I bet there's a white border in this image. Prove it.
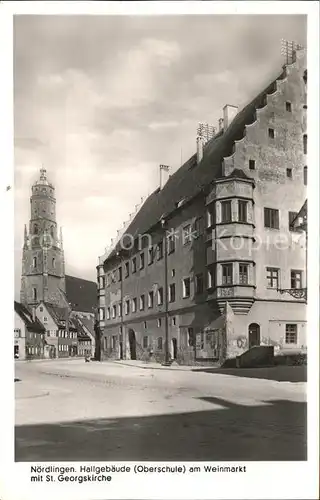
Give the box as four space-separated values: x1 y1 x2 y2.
0 2 319 500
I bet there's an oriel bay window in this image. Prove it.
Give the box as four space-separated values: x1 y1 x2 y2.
222 263 233 285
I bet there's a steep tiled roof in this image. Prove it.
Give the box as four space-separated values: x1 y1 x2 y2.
14 301 45 333
106 68 285 263
45 303 68 326
65 275 97 313
45 302 78 330
78 316 94 337
71 316 91 340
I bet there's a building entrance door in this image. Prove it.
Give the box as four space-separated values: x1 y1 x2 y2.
248 323 260 348
128 329 136 360
172 337 178 360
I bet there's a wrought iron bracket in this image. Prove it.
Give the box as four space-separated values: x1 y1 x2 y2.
277 288 307 300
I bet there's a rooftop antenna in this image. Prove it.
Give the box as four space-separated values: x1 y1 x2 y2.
281 38 304 66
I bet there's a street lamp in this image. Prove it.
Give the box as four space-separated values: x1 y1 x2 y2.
160 217 171 366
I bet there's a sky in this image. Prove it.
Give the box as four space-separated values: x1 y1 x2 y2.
14 14 307 299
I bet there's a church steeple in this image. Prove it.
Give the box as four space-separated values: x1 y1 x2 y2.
40 166 47 182
20 167 66 308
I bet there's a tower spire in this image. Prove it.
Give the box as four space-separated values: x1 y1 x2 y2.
40 165 47 182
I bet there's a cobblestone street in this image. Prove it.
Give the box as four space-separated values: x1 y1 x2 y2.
15 359 307 462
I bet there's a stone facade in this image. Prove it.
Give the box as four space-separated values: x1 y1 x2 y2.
98 49 307 365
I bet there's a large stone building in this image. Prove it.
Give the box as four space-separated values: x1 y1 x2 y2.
97 48 307 365
18 168 97 358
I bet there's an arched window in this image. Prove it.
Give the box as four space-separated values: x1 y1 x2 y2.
34 224 38 234
303 135 307 155
32 287 37 301
32 257 37 269
50 226 54 237
52 258 56 269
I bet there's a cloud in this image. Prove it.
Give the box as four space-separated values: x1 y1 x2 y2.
13 15 307 299
148 121 180 130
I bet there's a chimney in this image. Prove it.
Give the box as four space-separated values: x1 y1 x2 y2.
218 118 224 132
159 164 170 190
223 104 238 129
197 136 204 164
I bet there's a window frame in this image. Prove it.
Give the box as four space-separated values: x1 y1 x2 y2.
168 283 176 303
132 298 137 313
221 200 232 223
264 207 280 230
291 270 302 289
167 233 176 253
143 336 148 349
148 291 154 309
182 224 192 245
157 241 164 260
140 252 145 270
148 246 154 265
239 263 249 285
303 134 307 155
304 166 307 186
157 287 164 306
221 263 233 285
249 159 255 170
132 257 137 274
238 200 248 223
268 127 275 139
124 262 130 278
182 277 191 298
266 267 279 289
139 294 145 311
285 324 298 344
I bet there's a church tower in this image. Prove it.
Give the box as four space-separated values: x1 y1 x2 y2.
20 168 67 308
